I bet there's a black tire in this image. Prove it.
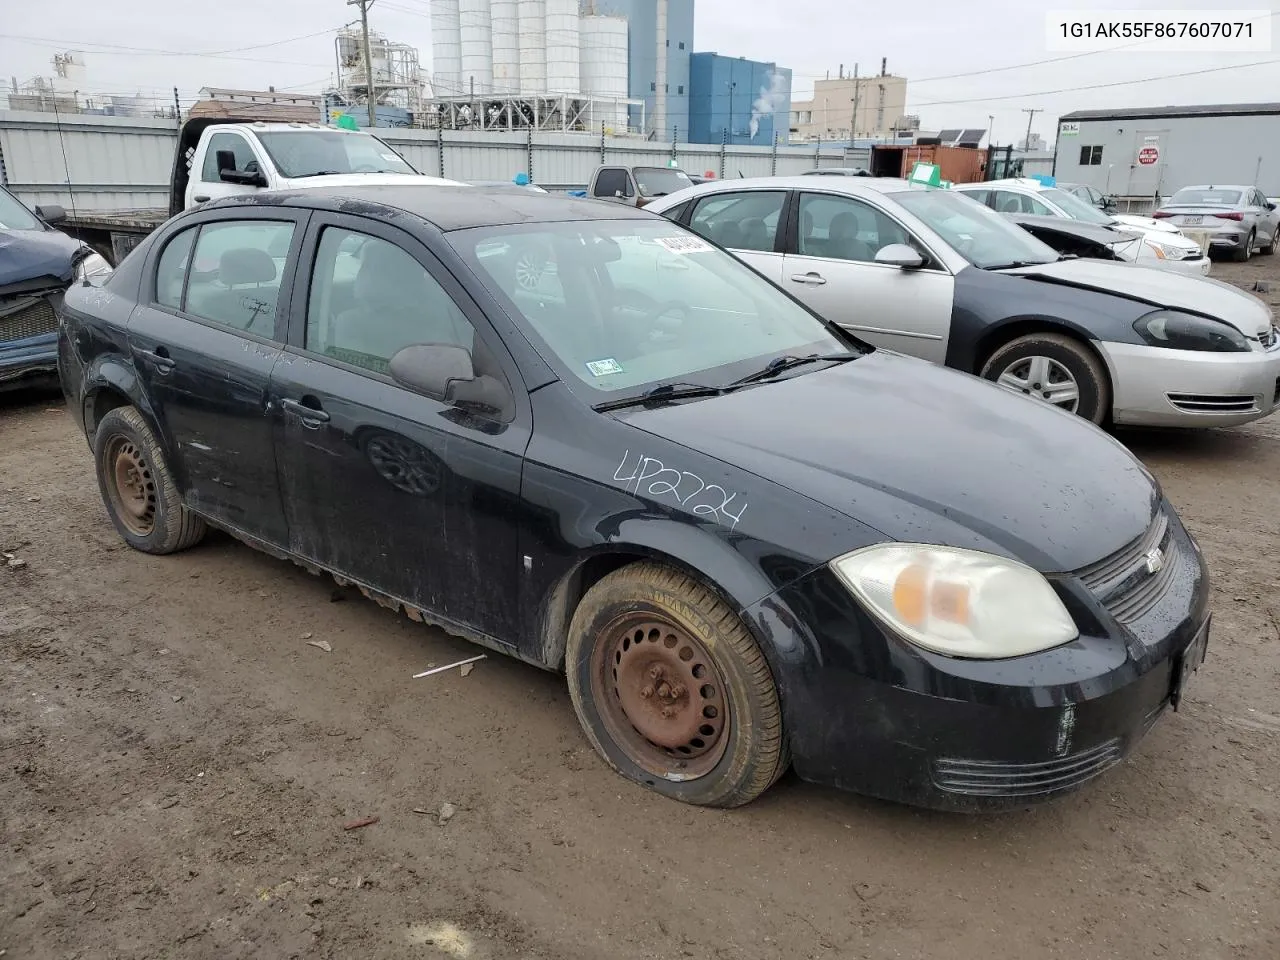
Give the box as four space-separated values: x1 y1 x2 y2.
93 406 206 554
1261 229 1276 255
565 562 788 807
1235 230 1255 262
980 332 1110 425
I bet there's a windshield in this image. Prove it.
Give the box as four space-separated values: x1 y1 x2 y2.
451 220 852 396
254 131 418 178
1170 187 1242 206
0 189 42 230
633 167 694 198
894 189 1059 269
1041 187 1113 225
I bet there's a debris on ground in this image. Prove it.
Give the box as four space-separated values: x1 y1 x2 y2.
437 802 456 826
171 695 183 703
460 663 475 678
342 816 379 831
3 552 28 569
301 632 313 640
412 654 486 679
305 640 333 653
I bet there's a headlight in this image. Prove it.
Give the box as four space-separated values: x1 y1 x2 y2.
1144 239 1184 260
1133 310 1249 352
830 544 1078 659
74 252 113 286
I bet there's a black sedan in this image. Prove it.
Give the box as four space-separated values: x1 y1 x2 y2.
58 186 1209 810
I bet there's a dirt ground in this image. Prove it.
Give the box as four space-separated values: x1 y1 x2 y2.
3 256 1279 960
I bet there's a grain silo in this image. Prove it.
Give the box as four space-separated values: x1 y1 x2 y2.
459 0 494 94
428 0 462 97
490 0 520 94
579 15 628 131
544 0 580 95
517 0 546 94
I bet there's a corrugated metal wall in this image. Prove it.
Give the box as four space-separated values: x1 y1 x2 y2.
0 110 857 211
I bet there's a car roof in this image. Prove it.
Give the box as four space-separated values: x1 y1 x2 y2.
957 178 1048 192
1175 184 1252 191
207 185 654 230
654 176 930 202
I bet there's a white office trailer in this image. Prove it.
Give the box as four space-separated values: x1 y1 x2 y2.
1054 103 1280 202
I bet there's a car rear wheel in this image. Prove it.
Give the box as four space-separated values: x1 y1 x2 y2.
565 562 787 807
1235 230 1255 262
1261 229 1276 256
94 406 206 554
981 333 1110 425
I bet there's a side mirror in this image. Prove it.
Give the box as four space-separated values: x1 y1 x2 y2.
389 343 508 414
874 243 925 269
219 167 268 187
34 204 66 223
1266 201 1277 211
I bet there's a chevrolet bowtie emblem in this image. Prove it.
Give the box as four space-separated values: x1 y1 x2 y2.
1144 547 1165 575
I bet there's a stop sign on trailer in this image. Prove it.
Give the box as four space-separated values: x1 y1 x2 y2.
1138 146 1160 165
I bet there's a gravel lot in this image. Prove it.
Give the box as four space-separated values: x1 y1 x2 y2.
2 256 1279 960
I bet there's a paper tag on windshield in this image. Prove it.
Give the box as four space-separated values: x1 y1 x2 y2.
586 358 624 377
654 235 713 255
380 153 401 162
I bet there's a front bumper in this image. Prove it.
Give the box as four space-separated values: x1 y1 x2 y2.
1097 338 1280 427
0 332 59 391
742 508 1210 811
1152 254 1212 276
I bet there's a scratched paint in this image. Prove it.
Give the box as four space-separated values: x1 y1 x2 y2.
612 449 748 530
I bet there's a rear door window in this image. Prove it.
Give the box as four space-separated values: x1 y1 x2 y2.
183 220 295 337
687 191 786 251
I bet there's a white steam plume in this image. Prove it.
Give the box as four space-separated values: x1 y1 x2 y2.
749 71 789 140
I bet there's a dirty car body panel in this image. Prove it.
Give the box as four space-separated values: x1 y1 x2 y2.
58 186 1209 810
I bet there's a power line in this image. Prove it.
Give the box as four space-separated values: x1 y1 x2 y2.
0 31 336 67
910 58 1280 109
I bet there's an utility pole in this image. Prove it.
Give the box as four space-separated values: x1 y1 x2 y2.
349 0 377 128
1021 107 1040 152
726 80 737 142
988 113 995 147
849 62 860 144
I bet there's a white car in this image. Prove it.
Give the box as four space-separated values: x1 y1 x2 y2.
955 179 1209 275
645 176 1280 428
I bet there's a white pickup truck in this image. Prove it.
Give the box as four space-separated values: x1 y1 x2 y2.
56 108 460 263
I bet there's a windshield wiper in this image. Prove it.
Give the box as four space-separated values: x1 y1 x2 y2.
594 381 724 412
293 170 346 178
729 352 858 386
983 259 1056 270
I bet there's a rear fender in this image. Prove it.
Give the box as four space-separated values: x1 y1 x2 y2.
81 356 175 465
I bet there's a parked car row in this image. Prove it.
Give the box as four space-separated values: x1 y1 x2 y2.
1155 185 1280 262
58 184 1211 813
645 176 1280 428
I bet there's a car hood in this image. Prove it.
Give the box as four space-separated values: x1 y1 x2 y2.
1113 213 1180 234
0 227 83 289
1007 258 1273 336
619 352 1157 573
277 173 463 190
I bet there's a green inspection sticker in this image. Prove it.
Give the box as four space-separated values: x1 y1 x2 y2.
586 358 624 377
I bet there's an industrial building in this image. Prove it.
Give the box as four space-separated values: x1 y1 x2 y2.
688 53 791 146
1053 103 1280 199
790 62 910 142
587 0 693 140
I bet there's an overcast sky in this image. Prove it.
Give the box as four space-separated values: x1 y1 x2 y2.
2 0 1278 144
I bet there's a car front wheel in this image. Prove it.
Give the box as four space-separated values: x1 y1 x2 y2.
93 406 206 554
981 333 1110 425
565 562 788 807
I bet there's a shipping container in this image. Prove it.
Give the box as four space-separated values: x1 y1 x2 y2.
869 143 986 184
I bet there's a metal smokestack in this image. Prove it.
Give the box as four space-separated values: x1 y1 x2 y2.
881 57 887 76
654 0 668 137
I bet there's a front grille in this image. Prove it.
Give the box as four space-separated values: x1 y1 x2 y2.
933 738 1123 797
1077 510 1179 624
0 297 58 344
1167 393 1257 413
1260 326 1277 348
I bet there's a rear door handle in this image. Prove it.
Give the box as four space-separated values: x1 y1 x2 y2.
790 272 827 285
280 397 330 425
137 347 175 373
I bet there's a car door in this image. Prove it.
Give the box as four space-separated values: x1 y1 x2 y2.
986 189 1056 218
592 167 634 204
188 130 268 207
779 190 954 363
1251 189 1279 242
128 209 305 546
269 214 530 644
682 189 787 283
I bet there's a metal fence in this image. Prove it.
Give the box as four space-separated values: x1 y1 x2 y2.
0 109 860 213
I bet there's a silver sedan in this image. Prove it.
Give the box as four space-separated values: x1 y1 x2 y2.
1155 185 1280 262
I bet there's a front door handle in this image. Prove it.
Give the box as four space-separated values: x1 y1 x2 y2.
790 272 827 285
280 397 330 425
137 346 175 373
193 195 211 203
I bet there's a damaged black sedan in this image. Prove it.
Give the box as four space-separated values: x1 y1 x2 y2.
1 186 112 391
58 186 1209 810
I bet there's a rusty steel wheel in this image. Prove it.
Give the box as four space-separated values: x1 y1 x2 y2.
103 434 157 536
93 405 206 555
591 615 730 780
566 562 788 807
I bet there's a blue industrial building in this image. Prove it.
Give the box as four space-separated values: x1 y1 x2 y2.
587 0 694 139
688 53 792 146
